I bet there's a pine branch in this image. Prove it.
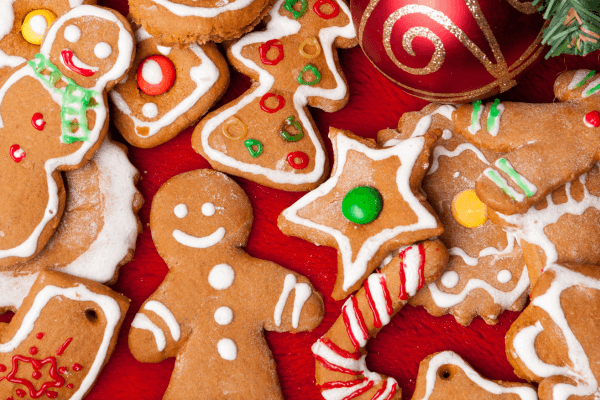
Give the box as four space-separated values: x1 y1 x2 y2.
532 0 600 58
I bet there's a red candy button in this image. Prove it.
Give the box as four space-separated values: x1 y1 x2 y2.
10 144 25 163
31 113 45 131
585 110 600 127
287 151 309 169
137 55 176 96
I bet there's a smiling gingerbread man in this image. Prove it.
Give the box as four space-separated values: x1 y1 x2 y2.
0 5 134 267
128 169 324 399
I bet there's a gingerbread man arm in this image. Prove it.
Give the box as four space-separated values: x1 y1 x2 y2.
313 240 448 400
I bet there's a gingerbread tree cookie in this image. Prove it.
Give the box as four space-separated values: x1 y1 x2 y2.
454 69 600 215
128 169 324 400
0 6 134 267
385 104 530 326
192 0 357 192
313 240 448 400
278 128 444 300
506 263 600 400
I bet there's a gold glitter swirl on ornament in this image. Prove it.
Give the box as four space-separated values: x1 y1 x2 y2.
390 27 444 75
504 0 538 15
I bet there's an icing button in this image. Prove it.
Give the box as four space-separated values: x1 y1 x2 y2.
584 110 600 127
342 186 383 224
21 10 56 45
137 55 176 96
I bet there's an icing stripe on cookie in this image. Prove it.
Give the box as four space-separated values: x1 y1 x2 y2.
569 69 595 90
372 378 398 400
320 379 374 400
410 105 456 138
484 168 525 202
486 99 504 136
274 274 312 328
495 158 536 197
363 273 392 328
469 100 483 134
398 244 425 300
131 313 166 351
342 296 368 351
144 301 180 342
312 339 363 375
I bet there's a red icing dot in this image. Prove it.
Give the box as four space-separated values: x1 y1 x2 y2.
258 39 284 66
137 55 176 96
66 384 73 389
585 110 600 127
0 364 6 372
29 346 38 355
313 0 339 19
15 389 25 398
287 151 309 169
259 93 285 113
31 113 45 131
36 332 44 340
9 144 26 163
72 363 82 371
7 397 14 400
32 370 42 379
45 391 58 399
58 367 67 374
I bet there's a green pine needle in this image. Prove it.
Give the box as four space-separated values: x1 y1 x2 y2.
536 0 600 58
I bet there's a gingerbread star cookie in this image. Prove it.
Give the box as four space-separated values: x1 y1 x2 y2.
386 104 530 326
278 128 443 300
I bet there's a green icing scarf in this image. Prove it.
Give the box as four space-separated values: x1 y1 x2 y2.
27 53 100 144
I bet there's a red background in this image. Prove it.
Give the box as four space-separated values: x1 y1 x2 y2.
4 1 600 398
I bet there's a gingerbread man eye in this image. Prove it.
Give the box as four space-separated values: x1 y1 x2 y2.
64 25 81 43
202 203 216 216
21 10 56 45
174 204 188 218
94 42 112 59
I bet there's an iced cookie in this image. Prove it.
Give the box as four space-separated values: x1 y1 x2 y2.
312 240 448 400
128 169 324 400
0 5 134 267
192 0 357 191
411 351 537 400
454 69 600 215
0 137 143 313
110 25 229 148
0 269 129 400
386 104 530 326
278 128 444 300
0 0 96 78
506 263 600 400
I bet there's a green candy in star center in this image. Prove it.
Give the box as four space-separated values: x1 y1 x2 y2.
342 186 383 224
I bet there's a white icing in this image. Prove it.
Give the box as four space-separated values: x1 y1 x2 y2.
282 134 439 291
379 253 393 269
321 380 372 400
30 15 48 36
174 203 188 218
495 158 537 196
142 102 159 118
450 227 517 266
410 104 456 138
311 339 362 373
0 0 27 69
110 41 220 138
292 283 311 329
150 0 254 18
497 270 512 283
568 69 593 90
157 46 172 56
64 25 81 42
483 167 526 202
441 129 453 140
382 138 401 148
440 271 459 288
402 245 423 296
217 338 237 360
173 227 225 248
342 297 367 348
202 202 216 216
365 273 391 326
274 274 296 326
274 274 313 328
487 102 505 136
198 0 355 185
214 306 233 325
208 264 235 290
144 300 180 341
469 105 484 134
419 351 538 400
94 42 112 59
0 272 39 310
0 283 122 400
131 313 166 351
582 76 600 98
512 322 566 378
141 59 163 84
0 6 134 260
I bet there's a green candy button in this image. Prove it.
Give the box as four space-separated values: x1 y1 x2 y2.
342 186 383 224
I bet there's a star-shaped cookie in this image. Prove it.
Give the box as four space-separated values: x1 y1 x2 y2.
278 128 443 300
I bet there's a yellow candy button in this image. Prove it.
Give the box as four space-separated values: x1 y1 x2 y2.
21 10 56 45
451 189 487 228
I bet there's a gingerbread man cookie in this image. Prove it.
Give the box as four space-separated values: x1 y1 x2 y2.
0 269 129 400
0 0 96 78
385 104 530 326
506 263 600 400
278 128 444 300
454 69 600 215
0 136 143 313
0 5 134 267
110 24 230 148
313 240 448 400
192 0 357 192
128 169 324 400
411 351 537 400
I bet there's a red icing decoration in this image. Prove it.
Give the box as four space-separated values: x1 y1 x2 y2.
29 347 38 355
398 244 426 300
32 371 42 380
36 333 44 340
318 377 367 390
364 274 392 328
56 338 72 356
72 364 82 372
66 384 73 389
58 367 67 375
319 337 360 360
45 391 58 399
259 40 284 66
373 379 397 400
5 355 65 399
0 364 6 372
137 55 176 96
60 50 96 77
7 397 14 400
398 259 407 301
259 93 285 113
10 144 26 163
585 110 600 127
286 151 309 169
342 296 368 351
418 243 426 290
314 355 361 375
31 113 45 131
313 0 339 19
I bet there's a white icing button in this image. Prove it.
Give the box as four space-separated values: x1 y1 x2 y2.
442 129 453 140
142 103 159 119
441 271 459 288
64 25 81 42
202 202 216 216
208 264 235 290
142 59 163 84
94 42 112 59
497 270 512 283
217 338 237 361
30 15 47 35
174 204 188 218
214 307 233 325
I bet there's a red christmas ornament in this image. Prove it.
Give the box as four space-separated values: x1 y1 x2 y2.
351 0 548 103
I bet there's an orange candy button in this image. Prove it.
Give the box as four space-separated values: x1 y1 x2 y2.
451 189 487 228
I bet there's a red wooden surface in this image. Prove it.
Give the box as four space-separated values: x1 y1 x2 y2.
5 1 600 398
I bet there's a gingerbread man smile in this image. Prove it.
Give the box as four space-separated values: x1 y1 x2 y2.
60 49 99 76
